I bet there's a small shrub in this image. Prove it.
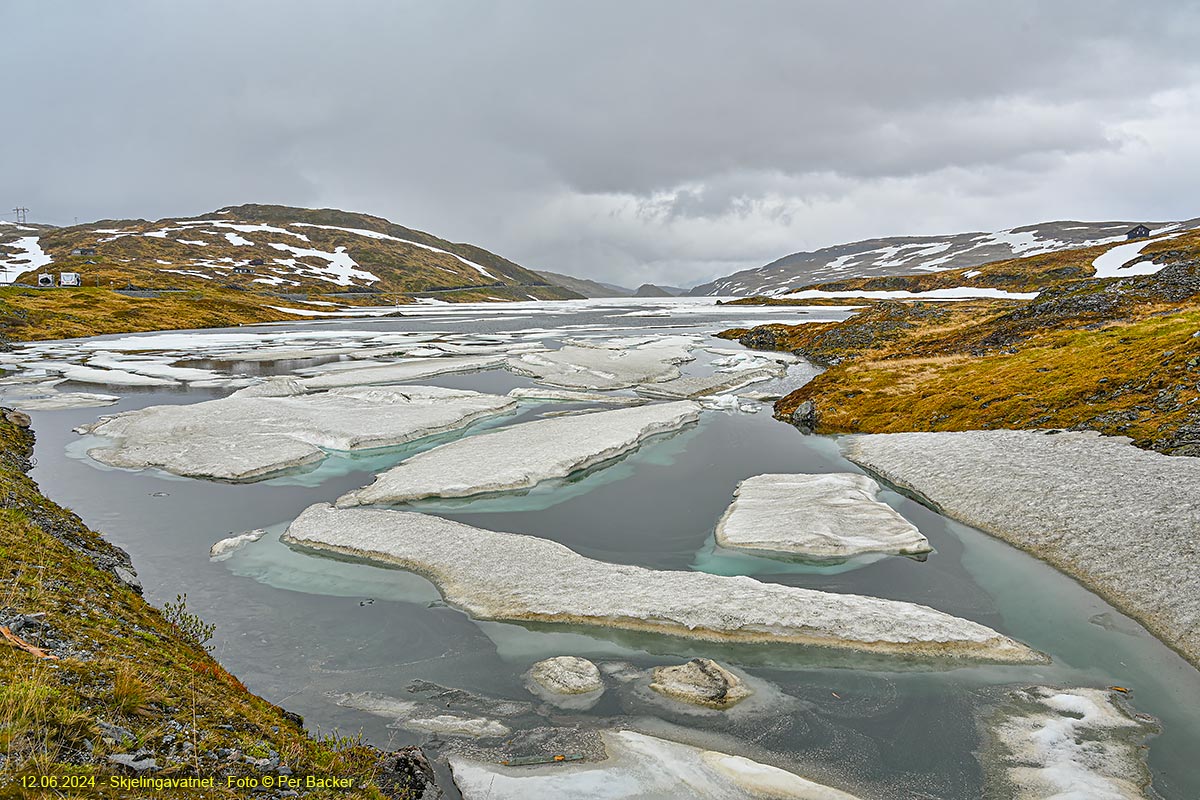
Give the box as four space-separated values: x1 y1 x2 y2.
162 593 215 652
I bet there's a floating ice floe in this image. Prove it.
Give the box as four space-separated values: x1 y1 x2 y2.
450 730 865 799
86 352 224 383
220 346 359 362
282 504 1041 662
337 401 701 506
79 385 517 482
299 356 506 390
635 368 780 400
404 714 511 738
507 388 647 406
841 430 1200 667
331 691 510 738
507 337 695 390
697 394 759 414
985 686 1155 799
59 365 178 387
715 474 931 560
210 529 267 560
14 392 120 411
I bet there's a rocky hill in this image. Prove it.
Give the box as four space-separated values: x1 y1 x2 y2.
691 218 1200 297
534 269 633 297
719 225 1200 456
0 205 581 301
633 283 677 297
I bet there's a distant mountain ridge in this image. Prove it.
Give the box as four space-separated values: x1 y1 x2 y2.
0 204 581 300
689 218 1200 296
534 270 633 297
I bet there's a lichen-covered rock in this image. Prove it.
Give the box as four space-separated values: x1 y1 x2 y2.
282 503 1043 663
649 659 752 709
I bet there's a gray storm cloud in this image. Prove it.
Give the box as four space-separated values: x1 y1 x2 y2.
3 0 1198 287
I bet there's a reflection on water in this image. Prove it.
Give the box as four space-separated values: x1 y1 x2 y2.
22 303 1200 800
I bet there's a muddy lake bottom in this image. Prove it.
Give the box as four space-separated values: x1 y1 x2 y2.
22 302 1200 799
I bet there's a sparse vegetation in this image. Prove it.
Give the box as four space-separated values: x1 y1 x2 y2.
0 412 433 797
720 238 1200 455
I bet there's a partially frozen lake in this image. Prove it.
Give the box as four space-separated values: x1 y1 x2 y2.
11 297 1200 799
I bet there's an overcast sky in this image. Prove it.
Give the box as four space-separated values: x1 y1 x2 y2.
3 1 1199 287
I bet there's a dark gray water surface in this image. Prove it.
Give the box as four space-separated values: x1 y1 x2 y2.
22 301 1200 799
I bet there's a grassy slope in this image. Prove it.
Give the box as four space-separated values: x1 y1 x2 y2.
0 288 313 343
0 413 430 798
719 256 1200 454
6 204 580 299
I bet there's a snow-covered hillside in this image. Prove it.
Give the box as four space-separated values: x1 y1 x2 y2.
0 205 579 299
690 218 1200 296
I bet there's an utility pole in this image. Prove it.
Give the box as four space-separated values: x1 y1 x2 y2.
13 207 28 224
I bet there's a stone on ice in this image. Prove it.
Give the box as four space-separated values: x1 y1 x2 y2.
715 474 931 560
649 659 753 710
337 401 701 506
282 504 1042 663
526 656 605 709
450 730 865 799
79 386 517 482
